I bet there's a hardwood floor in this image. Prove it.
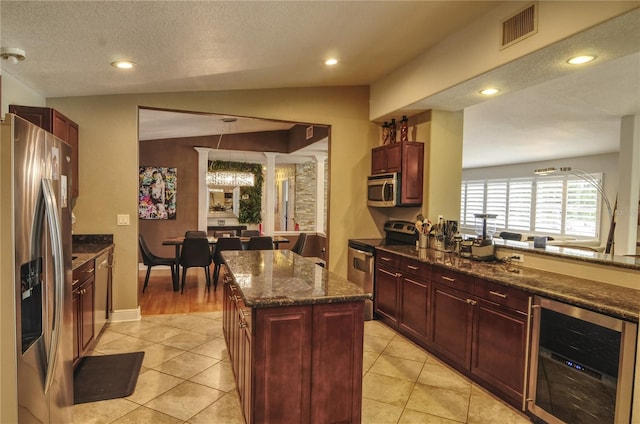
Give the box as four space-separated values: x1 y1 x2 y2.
138 267 224 315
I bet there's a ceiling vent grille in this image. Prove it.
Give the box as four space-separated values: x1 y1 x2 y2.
501 4 537 49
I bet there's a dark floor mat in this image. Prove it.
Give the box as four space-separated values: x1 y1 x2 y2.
73 352 144 404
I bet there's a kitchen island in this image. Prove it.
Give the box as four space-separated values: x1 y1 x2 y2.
221 250 369 424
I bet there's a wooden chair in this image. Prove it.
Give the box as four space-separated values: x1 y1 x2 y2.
247 236 274 250
179 237 212 293
213 237 243 291
139 235 176 293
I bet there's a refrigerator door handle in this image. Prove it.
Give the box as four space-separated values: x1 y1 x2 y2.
41 179 64 394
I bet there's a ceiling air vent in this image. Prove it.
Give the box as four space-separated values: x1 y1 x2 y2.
501 3 537 49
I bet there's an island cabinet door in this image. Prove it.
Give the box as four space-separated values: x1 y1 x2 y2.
311 302 364 424
253 306 313 424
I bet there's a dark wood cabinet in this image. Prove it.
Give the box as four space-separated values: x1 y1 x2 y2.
374 263 401 326
398 257 430 344
430 281 474 368
9 105 80 198
72 260 95 367
371 140 424 205
224 278 364 424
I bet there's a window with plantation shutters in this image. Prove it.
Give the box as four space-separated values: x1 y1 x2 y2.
507 179 532 231
535 178 563 234
461 174 600 239
462 181 485 226
486 180 507 229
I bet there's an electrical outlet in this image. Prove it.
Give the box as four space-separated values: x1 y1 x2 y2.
117 214 130 226
511 254 524 263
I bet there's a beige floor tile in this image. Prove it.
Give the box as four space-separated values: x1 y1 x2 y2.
73 397 139 424
188 391 245 424
159 314 220 333
398 408 464 423
110 406 183 424
92 329 128 349
369 354 425 382
364 320 397 340
159 329 213 350
467 385 531 424
144 381 225 421
140 343 186 368
362 350 380 373
152 351 220 379
125 369 184 405
417 361 472 392
362 372 415 408
107 319 161 336
189 361 237 392
382 337 429 362
361 397 404 423
405 383 470 422
189 337 228 359
93 335 155 355
134 325 189 344
364 334 392 354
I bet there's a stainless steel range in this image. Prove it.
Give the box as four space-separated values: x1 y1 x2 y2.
348 221 418 320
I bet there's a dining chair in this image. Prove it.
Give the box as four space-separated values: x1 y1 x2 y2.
247 236 274 250
179 236 213 293
185 230 208 238
213 236 243 291
291 233 307 255
240 229 260 237
139 235 176 293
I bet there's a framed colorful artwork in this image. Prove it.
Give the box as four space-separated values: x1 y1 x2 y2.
139 166 177 219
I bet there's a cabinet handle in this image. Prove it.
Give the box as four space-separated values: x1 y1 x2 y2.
73 279 79 284
489 290 507 299
380 257 392 262
407 265 418 270
466 299 477 305
441 276 455 282
379 268 399 277
87 268 95 273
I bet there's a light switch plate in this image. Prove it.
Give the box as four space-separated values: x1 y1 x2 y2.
117 214 130 226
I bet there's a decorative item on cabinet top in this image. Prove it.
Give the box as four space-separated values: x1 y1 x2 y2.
380 115 410 145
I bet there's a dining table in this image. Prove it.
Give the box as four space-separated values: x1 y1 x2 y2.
162 235 290 291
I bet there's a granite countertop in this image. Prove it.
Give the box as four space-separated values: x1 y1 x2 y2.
494 239 640 271
378 245 640 323
222 250 370 308
72 234 114 270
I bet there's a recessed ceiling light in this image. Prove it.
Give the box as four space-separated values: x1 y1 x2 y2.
480 88 500 96
567 55 595 65
111 60 136 69
324 58 338 66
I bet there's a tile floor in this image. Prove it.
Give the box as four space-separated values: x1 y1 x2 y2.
73 311 532 424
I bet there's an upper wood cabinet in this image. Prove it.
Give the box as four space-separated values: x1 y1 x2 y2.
371 140 424 205
9 105 80 199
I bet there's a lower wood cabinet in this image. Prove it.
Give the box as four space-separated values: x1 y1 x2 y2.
374 250 531 409
72 260 95 366
224 278 364 424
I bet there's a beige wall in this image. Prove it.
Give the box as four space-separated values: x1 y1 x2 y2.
48 87 377 312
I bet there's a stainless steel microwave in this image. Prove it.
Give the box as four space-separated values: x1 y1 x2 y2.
367 173 399 207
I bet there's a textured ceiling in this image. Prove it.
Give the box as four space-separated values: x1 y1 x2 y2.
1 2 638 168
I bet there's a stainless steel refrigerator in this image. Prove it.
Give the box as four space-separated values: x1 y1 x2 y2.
1 114 73 423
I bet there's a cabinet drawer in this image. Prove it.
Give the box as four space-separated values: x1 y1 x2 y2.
376 252 401 269
73 260 95 286
431 266 474 294
400 257 430 279
475 279 530 312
